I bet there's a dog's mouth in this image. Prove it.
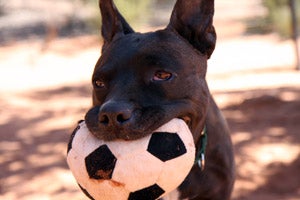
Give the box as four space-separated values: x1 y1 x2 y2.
85 100 195 141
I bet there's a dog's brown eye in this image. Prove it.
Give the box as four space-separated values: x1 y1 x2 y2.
153 70 172 81
94 80 105 88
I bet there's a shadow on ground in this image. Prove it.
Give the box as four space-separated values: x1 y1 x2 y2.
0 84 91 199
220 87 300 200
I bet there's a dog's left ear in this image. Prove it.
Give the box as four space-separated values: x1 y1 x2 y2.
168 0 216 58
99 0 134 49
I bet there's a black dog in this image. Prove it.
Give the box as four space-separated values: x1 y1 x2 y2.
85 0 235 199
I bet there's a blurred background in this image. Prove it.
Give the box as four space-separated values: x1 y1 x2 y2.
0 0 299 199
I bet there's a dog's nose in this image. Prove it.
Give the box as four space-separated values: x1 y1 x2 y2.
98 101 133 125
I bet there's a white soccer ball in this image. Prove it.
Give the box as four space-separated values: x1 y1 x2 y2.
67 118 195 200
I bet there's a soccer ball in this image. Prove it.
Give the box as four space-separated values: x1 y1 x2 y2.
67 118 195 200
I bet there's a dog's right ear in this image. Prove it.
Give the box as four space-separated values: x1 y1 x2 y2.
168 0 216 58
99 0 134 49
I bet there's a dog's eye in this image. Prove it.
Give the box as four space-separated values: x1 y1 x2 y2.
153 70 173 81
94 79 105 88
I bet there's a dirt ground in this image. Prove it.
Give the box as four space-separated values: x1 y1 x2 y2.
1 1 300 199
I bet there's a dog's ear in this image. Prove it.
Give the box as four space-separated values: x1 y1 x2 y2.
99 0 134 48
168 0 216 58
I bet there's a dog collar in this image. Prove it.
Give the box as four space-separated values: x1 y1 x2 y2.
194 126 207 171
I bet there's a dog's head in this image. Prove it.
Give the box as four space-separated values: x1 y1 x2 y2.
85 0 216 141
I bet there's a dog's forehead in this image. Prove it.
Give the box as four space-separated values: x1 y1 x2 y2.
98 30 204 70
112 30 183 51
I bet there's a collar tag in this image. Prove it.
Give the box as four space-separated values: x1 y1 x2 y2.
197 153 205 170
195 126 207 171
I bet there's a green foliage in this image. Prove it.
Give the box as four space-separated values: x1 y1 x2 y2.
262 0 300 38
114 0 151 28
80 0 152 30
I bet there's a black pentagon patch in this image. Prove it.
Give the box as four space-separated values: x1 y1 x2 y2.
85 144 117 180
147 132 187 162
67 124 80 154
128 184 165 200
78 184 95 200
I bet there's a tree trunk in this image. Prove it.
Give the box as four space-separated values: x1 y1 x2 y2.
289 0 300 70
